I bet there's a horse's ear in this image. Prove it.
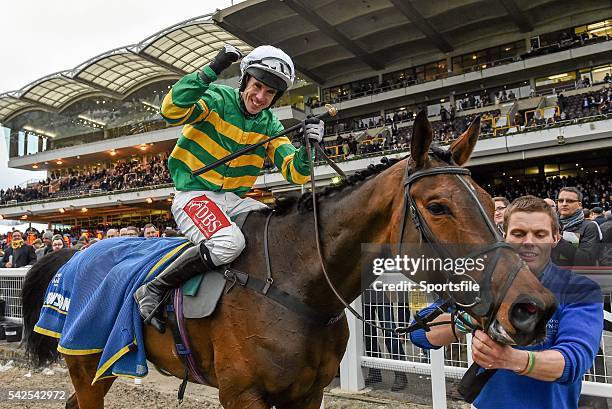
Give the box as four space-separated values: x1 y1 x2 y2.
410 110 433 169
450 116 481 166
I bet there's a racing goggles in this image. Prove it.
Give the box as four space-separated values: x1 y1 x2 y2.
249 57 292 77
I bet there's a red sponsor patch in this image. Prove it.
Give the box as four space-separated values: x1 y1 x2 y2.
183 195 231 239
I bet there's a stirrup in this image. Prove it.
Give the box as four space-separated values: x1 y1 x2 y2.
140 290 172 333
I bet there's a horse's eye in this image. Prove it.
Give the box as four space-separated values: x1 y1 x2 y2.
427 203 448 216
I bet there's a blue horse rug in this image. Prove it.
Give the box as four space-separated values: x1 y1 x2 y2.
34 237 191 383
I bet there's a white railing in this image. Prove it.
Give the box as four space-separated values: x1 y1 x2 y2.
340 273 612 405
0 268 28 320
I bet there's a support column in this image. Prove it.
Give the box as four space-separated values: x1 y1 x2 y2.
9 129 19 158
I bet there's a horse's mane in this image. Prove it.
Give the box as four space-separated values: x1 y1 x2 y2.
272 145 453 215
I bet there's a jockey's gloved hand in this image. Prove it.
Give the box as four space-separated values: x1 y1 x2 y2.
302 117 324 145
209 44 243 75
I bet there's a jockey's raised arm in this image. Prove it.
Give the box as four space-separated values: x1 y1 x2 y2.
135 44 324 333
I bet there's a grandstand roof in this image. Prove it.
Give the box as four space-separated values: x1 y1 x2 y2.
0 14 252 123
214 0 612 85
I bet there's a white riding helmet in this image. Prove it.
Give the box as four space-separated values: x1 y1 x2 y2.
239 45 295 94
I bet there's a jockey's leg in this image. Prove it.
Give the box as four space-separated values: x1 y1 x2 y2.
134 191 250 333
133 242 217 332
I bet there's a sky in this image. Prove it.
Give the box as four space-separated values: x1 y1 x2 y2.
0 0 241 190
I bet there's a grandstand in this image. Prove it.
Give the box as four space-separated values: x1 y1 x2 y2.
1 0 612 406
0 5 610 220
1 3 611 236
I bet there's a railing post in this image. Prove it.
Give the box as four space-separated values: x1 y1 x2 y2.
339 296 364 391
430 347 447 409
466 332 476 409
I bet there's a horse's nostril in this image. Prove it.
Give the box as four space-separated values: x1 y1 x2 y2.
510 301 541 333
522 302 538 315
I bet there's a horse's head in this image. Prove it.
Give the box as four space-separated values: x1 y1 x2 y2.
395 111 556 346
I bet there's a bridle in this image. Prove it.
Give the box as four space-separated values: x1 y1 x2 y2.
398 154 523 332
307 143 522 335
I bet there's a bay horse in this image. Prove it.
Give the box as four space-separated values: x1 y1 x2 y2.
21 112 557 409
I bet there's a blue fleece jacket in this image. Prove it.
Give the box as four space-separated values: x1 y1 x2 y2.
410 263 603 409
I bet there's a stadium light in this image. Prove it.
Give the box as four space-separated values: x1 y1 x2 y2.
32 164 39 169
548 73 568 80
59 208 65 214
146 198 153 204
22 125 56 138
110 150 117 156
56 160 63 165
81 208 88 213
78 114 106 127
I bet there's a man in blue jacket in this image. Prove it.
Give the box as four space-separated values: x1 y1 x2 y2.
410 195 603 409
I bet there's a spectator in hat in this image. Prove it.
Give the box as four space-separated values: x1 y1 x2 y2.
36 230 54 260
591 207 606 225
51 235 65 252
74 234 90 250
32 238 43 251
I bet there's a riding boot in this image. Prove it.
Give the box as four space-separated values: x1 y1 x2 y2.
133 242 216 333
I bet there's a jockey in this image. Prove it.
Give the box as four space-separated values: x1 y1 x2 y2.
134 44 324 332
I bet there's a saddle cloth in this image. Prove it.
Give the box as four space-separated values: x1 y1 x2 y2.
34 237 191 383
180 212 251 318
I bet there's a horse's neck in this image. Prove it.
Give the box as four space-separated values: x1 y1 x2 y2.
272 166 405 316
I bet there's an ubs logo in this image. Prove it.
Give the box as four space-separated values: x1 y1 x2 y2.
183 195 231 239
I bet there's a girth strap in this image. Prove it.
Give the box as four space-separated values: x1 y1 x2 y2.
166 288 209 403
220 268 344 326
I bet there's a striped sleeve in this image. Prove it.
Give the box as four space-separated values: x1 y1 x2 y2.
160 66 219 126
266 121 311 185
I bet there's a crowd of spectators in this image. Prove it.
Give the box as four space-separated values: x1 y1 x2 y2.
487 172 612 211
0 220 180 267
310 30 610 108
521 30 609 60
2 171 609 267
0 155 171 205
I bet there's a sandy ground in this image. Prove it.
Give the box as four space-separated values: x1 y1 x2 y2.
0 361 443 409
0 339 472 409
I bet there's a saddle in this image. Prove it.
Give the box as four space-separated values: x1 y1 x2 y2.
178 211 251 319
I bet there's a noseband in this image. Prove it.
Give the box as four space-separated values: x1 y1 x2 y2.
398 155 522 331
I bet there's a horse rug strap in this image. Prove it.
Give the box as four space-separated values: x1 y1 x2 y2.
181 211 250 319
